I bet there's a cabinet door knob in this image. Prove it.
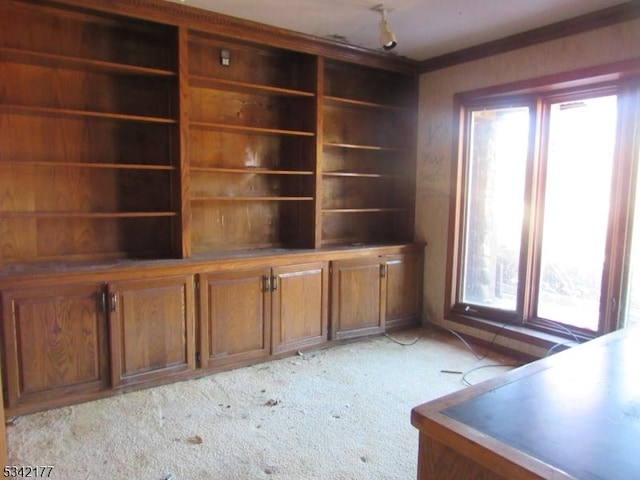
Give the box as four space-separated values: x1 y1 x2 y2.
262 275 271 293
110 293 118 312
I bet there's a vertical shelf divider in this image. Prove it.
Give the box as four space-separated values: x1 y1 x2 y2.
178 26 192 259
314 56 325 249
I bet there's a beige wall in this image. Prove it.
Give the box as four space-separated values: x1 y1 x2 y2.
416 17 640 354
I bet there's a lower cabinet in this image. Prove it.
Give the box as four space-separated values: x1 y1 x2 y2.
271 262 329 355
330 257 386 340
199 262 329 369
108 275 196 387
0 247 422 414
1 283 110 411
199 267 272 369
0 275 197 413
384 252 424 330
331 252 423 340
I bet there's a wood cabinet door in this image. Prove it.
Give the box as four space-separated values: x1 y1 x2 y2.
1 284 109 411
109 275 195 387
199 268 271 369
330 257 385 340
384 252 424 330
272 262 329 354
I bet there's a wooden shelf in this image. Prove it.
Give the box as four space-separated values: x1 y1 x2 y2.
192 196 314 202
324 58 415 109
323 142 408 152
320 238 370 246
0 212 177 219
322 208 407 213
0 160 175 171
0 47 177 77
189 75 314 98
323 171 400 178
0 104 176 124
190 121 314 137
191 167 313 175
324 95 408 112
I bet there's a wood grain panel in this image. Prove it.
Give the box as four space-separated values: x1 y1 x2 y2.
188 33 315 92
34 217 119 259
322 176 400 210
1 216 175 264
0 216 37 261
191 171 312 198
323 104 408 148
323 147 405 176
200 268 271 368
0 164 114 213
417 433 505 480
191 202 282 252
1 63 174 118
189 88 313 132
110 275 195 386
271 262 328 354
330 257 384 339
324 60 414 107
384 252 423 330
1 283 108 408
0 114 173 166
189 129 313 171
321 211 400 246
0 1 177 70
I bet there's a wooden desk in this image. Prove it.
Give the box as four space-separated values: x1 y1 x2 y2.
411 327 640 479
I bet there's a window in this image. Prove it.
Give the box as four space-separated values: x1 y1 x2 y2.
449 68 640 338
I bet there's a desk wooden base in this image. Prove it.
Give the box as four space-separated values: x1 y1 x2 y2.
417 432 507 480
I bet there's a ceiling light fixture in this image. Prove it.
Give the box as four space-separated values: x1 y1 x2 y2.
372 4 397 51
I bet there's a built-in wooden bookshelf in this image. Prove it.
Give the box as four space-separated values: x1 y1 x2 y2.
320 59 416 246
0 0 423 418
0 1 180 265
186 31 318 254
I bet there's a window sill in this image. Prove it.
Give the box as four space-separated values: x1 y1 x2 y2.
443 313 589 361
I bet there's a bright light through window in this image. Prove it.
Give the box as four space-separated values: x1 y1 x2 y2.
451 67 640 338
537 96 618 330
461 107 529 311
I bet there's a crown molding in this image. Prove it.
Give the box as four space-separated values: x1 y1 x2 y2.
419 1 640 74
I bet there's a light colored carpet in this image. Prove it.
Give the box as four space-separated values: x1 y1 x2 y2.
6 328 519 480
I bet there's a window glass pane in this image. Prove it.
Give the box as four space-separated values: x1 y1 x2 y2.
537 95 617 331
461 107 529 310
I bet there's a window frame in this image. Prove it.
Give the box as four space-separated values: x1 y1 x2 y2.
445 59 640 340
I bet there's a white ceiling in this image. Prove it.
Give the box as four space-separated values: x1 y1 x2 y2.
168 0 629 61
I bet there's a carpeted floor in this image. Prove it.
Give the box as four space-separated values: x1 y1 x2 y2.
5 328 520 480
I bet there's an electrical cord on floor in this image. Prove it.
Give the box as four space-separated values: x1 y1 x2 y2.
461 364 521 386
384 333 421 346
545 340 580 357
443 322 509 361
440 324 524 387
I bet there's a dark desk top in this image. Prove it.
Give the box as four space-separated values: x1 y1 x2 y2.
412 327 640 480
